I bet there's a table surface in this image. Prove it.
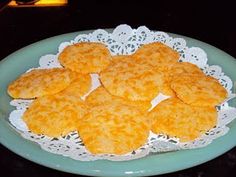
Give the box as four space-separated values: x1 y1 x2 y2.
0 1 236 177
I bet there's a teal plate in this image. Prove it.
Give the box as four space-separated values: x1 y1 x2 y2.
0 30 236 177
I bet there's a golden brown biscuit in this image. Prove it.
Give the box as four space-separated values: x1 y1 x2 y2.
78 102 150 155
160 62 204 96
58 42 111 74
23 83 88 137
132 42 180 67
100 55 165 101
170 74 228 106
149 97 217 142
169 62 204 76
85 86 151 112
8 68 76 99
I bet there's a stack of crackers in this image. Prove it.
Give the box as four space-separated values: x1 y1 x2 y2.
8 42 227 155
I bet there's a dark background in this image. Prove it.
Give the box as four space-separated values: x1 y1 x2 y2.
0 0 236 177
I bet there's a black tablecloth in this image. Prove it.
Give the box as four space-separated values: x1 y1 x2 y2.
0 1 236 177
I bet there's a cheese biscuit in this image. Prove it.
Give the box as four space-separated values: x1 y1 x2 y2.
58 42 111 74
23 83 88 137
160 62 204 96
132 42 180 67
171 74 228 106
8 68 76 99
149 97 217 142
78 102 150 155
100 55 165 101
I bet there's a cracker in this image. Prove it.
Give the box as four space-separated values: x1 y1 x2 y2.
86 86 151 112
170 74 228 106
78 102 150 155
8 68 76 99
100 55 165 101
149 97 217 142
169 62 204 76
132 42 180 67
23 84 88 137
58 42 111 74
160 62 204 96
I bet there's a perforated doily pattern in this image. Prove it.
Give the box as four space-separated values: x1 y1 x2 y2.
8 24 236 161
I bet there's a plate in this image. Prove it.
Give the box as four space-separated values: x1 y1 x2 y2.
0 29 236 177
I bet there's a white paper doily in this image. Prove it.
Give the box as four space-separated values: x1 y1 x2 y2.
8 24 236 161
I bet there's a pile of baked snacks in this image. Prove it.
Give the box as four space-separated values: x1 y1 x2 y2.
8 42 227 155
